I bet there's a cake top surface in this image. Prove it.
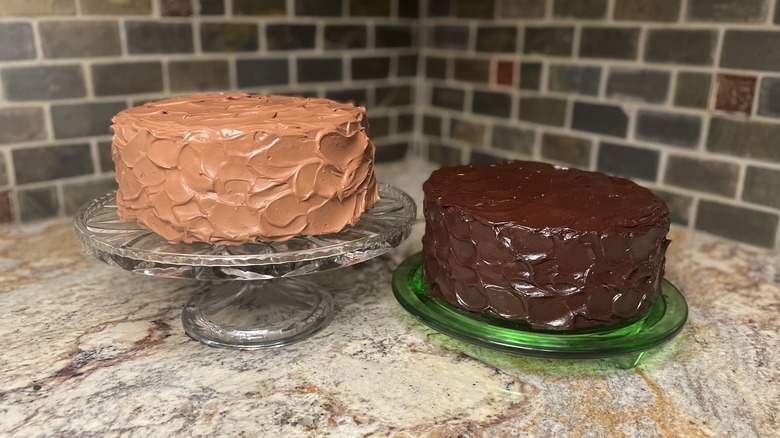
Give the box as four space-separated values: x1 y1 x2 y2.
424 160 668 231
112 93 365 136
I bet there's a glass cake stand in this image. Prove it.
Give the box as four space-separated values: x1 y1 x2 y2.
74 184 416 349
393 253 688 368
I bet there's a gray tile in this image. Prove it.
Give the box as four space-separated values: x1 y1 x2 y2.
499 0 545 18
81 0 151 14
2 65 85 101
696 200 778 248
236 59 288 87
524 27 574 57
398 0 419 18
597 142 659 181
758 77 780 117
450 118 486 147
455 0 493 18
375 142 408 162
98 141 113 173
13 143 93 184
0 107 46 143
743 166 780 209
233 0 285 15
92 62 163 96
125 22 193 54
201 23 258 52
614 0 680 21
646 29 718 65
0 0 75 16
429 142 462 166
39 21 120 58
295 0 341 16
423 115 442 137
776 0 780 23
376 26 414 48
198 0 224 14
397 55 417 77
518 97 567 127
62 178 118 215
492 125 534 155
17 186 59 221
350 0 390 16
476 27 517 53
169 60 229 92
375 85 413 107
541 133 591 167
324 25 366 50
554 0 607 19
427 0 451 17
325 88 367 107
162 0 193 16
453 59 490 83
0 191 12 223
297 58 342 83
654 190 693 226
352 57 390 80
572 102 628 137
721 30 780 72
266 24 315 51
664 155 739 196
472 91 512 118
635 110 701 148
470 151 502 164
519 63 542 90
580 27 640 60
0 153 6 186
548 65 601 96
0 22 35 60
431 86 464 110
432 25 469 50
50 101 126 139
397 113 415 133
368 115 390 137
707 117 780 163
687 0 768 22
674 72 712 109
606 68 670 103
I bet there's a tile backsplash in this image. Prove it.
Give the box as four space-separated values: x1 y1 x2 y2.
1 0 780 250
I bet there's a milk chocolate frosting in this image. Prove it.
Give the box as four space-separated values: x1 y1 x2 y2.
422 161 670 330
111 93 379 244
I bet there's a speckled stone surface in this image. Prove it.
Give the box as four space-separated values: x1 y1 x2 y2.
1 159 778 437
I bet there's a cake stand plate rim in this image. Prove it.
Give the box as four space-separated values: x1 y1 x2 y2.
392 252 688 360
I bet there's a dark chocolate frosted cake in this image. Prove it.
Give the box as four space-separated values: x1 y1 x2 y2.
422 160 670 331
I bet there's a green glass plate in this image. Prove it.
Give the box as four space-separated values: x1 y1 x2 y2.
392 253 688 362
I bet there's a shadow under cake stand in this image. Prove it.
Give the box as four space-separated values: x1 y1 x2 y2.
74 184 416 349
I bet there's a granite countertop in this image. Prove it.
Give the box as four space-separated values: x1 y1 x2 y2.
1 159 778 437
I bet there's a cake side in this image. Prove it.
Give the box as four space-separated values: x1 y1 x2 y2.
111 93 379 244
421 161 670 330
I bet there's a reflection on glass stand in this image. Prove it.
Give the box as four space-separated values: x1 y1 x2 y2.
75 184 416 349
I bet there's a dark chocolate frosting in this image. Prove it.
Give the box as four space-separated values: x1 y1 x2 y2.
422 161 670 330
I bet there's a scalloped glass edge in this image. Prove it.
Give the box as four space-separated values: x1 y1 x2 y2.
74 184 416 268
392 253 688 359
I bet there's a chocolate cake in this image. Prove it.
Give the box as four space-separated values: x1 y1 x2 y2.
111 93 379 245
422 161 670 331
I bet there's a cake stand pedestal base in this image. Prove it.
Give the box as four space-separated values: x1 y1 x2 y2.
182 279 334 349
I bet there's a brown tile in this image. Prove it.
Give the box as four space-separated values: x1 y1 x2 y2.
349 0 390 16
496 61 513 86
17 186 59 221
0 0 75 16
453 59 490 83
169 60 229 92
541 133 591 167
0 191 12 223
456 0 494 18
39 21 121 58
81 0 152 15
162 0 193 16
0 107 46 144
13 143 93 184
62 178 117 215
450 118 487 148
715 74 757 115
367 116 389 137
423 115 442 137
664 155 739 196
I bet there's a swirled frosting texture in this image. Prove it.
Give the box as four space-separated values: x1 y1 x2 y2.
111 93 379 245
422 161 670 330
